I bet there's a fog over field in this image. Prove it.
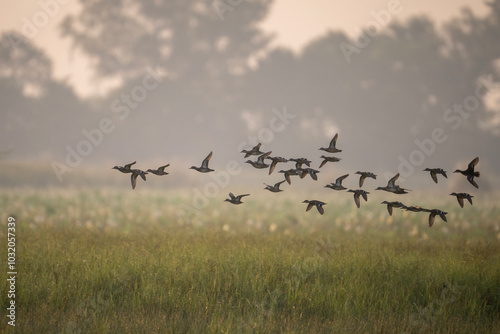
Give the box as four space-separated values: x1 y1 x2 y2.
1 2 500 332
1 0 499 191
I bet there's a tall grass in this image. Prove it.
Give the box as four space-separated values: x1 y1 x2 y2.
1 188 499 333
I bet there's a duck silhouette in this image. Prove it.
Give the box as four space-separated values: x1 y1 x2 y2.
404 205 428 212
319 155 341 168
423 209 448 227
289 158 312 169
225 192 250 204
130 169 148 189
190 152 214 173
325 174 349 191
450 192 473 208
112 161 136 173
147 164 170 176
240 143 263 158
266 156 288 175
376 173 410 194
355 171 377 187
454 157 480 188
299 168 320 181
302 200 326 215
319 133 342 153
279 169 301 185
381 201 406 216
264 180 286 193
423 168 447 184
246 151 272 169
348 189 369 208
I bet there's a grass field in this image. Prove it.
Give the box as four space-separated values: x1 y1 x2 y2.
1 188 499 333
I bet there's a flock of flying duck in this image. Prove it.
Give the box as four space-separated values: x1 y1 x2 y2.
112 134 480 228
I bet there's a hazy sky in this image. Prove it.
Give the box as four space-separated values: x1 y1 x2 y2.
0 0 489 97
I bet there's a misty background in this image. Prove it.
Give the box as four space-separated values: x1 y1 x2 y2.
1 0 499 191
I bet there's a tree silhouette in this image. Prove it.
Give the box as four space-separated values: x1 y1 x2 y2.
0 32 89 161
0 32 52 97
1 1 499 185
59 0 275 162
446 0 500 137
61 1 272 84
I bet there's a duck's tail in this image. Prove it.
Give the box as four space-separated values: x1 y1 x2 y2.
475 171 480 177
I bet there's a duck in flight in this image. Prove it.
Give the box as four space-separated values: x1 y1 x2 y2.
225 192 250 204
266 156 288 175
454 157 480 188
112 161 147 189
423 209 448 227
423 168 447 184
375 173 410 194
112 161 136 173
302 200 326 215
130 169 148 189
264 180 286 193
246 151 272 169
319 133 342 153
355 171 377 187
289 158 312 169
450 192 473 208
381 201 406 216
147 164 170 176
299 168 320 181
319 155 341 168
404 205 428 212
279 168 301 185
325 174 349 191
240 143 263 158
348 189 369 208
190 151 214 173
